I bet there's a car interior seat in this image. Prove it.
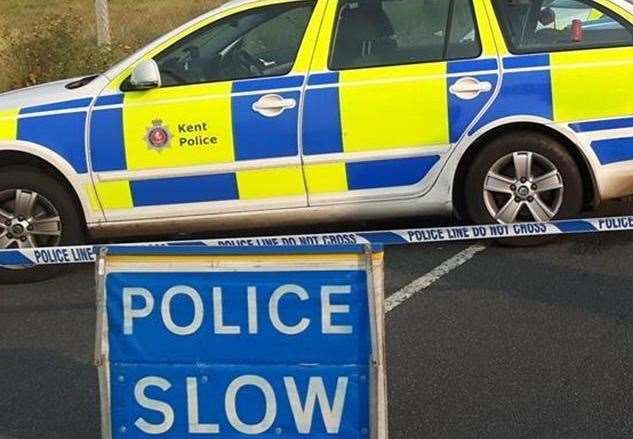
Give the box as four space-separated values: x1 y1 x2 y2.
331 1 397 68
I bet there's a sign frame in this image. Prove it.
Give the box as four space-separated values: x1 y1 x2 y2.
95 244 387 439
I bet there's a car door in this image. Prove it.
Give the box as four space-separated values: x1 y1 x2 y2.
88 0 322 222
301 0 500 205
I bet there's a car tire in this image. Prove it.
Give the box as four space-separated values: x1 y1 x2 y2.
0 166 84 284
464 131 584 245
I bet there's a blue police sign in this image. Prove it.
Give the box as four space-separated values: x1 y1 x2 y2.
96 246 387 439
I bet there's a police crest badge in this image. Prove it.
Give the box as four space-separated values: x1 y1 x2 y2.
145 119 172 152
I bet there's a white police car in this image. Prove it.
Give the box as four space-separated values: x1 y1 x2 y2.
1 0 633 282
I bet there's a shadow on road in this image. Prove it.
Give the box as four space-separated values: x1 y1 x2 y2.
473 231 633 322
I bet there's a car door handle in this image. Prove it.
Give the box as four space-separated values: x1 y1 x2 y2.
252 94 297 117
449 77 493 100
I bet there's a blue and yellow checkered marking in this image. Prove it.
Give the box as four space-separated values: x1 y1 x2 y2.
550 48 633 123
347 156 440 190
570 117 633 133
18 112 89 173
88 77 306 209
502 54 549 69
20 97 92 115
0 109 19 141
131 173 238 206
474 49 633 136
448 73 499 143
573 114 633 166
489 49 633 166
232 75 304 93
233 78 302 162
571 117 633 165
470 55 554 135
305 59 502 153
304 156 441 195
91 77 304 173
0 99 93 174
448 59 500 143
93 164 306 209
448 58 498 74
307 72 339 86
303 58 500 194
90 107 127 172
591 137 633 165
95 94 124 107
303 73 343 156
232 90 301 161
6 41 633 210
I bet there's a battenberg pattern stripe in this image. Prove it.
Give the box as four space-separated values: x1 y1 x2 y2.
20 97 92 115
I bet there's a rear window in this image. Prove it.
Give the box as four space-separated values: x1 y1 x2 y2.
493 0 633 54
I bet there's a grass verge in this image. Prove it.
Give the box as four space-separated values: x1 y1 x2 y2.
0 0 222 92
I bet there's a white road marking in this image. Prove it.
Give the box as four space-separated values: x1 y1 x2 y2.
385 244 487 313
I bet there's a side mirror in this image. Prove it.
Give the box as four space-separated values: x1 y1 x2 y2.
129 59 161 90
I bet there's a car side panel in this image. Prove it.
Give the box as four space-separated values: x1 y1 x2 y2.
552 47 633 171
476 0 633 201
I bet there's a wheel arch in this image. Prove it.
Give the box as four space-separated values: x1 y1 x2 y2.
452 122 598 220
0 143 95 229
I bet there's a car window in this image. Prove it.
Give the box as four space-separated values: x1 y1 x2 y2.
447 0 481 59
329 0 481 70
153 2 315 87
493 0 633 54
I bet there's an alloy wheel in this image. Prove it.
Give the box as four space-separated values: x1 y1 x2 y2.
0 189 63 249
483 151 564 224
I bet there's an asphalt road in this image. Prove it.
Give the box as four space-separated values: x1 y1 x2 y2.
1 200 633 439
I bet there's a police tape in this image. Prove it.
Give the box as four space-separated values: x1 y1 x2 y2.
1 215 633 269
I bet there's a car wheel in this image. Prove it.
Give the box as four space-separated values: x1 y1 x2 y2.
464 131 583 244
0 166 84 284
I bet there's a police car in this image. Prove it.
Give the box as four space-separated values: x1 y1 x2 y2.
1 0 632 282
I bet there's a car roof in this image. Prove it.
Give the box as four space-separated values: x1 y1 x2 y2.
220 0 264 10
612 0 633 9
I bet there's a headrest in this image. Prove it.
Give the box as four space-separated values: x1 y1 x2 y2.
337 2 394 41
